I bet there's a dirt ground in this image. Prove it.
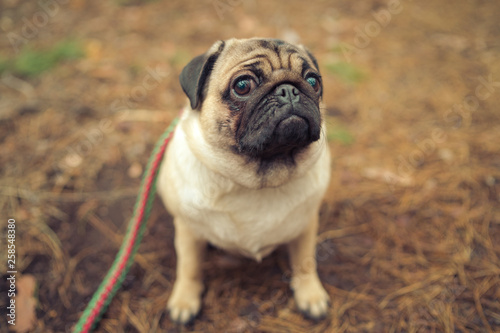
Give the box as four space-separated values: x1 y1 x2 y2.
1 0 499 332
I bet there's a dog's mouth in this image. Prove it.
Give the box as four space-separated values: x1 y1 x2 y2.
265 115 312 154
276 115 311 143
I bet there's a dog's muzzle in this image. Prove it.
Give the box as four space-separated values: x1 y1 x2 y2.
238 83 321 159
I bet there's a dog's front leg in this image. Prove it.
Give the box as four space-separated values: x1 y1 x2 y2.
288 213 330 319
168 217 206 324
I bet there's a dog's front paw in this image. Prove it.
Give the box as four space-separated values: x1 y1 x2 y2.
167 280 204 324
291 275 330 320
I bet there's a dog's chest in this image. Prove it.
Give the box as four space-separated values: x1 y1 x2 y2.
180 179 318 261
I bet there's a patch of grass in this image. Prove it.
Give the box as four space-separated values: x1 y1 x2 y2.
326 120 355 145
0 40 83 77
169 49 192 69
326 61 366 84
128 63 142 78
0 55 8 74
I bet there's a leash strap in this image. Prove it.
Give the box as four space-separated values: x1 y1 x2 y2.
73 117 179 333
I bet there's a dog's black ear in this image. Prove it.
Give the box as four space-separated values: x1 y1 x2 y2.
179 40 226 110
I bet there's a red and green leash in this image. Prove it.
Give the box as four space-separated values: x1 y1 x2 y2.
73 117 179 333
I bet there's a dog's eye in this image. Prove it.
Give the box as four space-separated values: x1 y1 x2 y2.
306 76 320 92
233 77 255 96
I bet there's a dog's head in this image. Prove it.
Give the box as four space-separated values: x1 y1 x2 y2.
180 38 323 163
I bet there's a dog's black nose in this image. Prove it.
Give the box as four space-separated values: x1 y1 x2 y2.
275 84 300 104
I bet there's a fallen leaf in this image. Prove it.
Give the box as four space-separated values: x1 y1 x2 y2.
362 167 413 187
13 274 38 333
127 162 143 179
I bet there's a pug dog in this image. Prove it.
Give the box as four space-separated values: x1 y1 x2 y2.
157 38 331 324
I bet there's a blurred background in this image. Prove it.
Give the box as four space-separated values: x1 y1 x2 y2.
0 0 499 332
